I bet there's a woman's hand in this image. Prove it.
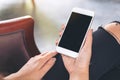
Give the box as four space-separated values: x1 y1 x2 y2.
4 51 57 80
56 25 92 80
62 29 93 80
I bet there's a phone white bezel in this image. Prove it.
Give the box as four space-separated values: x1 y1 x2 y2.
56 7 94 58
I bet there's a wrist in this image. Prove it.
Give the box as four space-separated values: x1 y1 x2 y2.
70 72 89 80
69 68 89 80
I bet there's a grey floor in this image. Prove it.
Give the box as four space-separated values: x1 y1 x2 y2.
0 0 120 52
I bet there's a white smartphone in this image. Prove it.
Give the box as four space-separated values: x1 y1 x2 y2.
56 8 94 58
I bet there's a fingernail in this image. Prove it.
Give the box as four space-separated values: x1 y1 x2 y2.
89 28 93 31
91 29 93 32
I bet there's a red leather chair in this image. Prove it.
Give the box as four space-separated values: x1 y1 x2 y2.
0 15 40 75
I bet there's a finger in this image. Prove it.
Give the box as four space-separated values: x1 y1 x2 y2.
59 24 65 37
57 24 65 45
56 39 59 45
38 51 57 68
59 31 63 37
77 29 93 66
36 51 57 60
38 58 56 78
60 24 65 32
83 29 93 49
42 51 57 60
33 52 48 60
40 52 48 56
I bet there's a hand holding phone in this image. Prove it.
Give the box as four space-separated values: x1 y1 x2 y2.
56 8 94 58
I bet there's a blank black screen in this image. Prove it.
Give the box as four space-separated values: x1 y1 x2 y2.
59 12 92 52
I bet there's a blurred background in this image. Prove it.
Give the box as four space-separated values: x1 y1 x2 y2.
0 0 120 52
